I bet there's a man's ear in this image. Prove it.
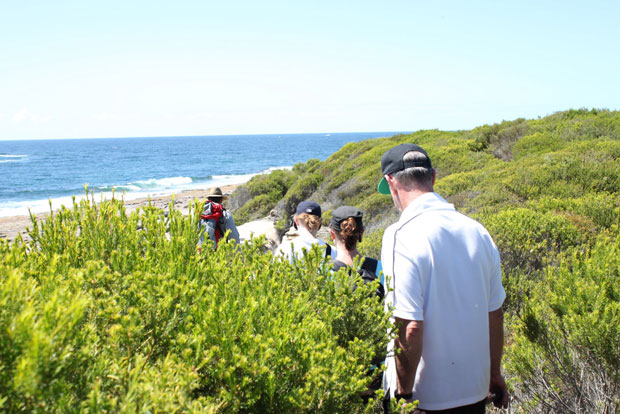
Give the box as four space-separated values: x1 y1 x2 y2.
386 174 397 189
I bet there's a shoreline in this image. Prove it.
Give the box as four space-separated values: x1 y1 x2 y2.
0 184 239 244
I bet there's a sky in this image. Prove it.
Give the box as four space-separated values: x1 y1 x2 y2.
1 0 619 140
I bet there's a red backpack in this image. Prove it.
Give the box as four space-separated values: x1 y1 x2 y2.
198 201 226 246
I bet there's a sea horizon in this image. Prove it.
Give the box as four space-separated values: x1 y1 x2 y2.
0 131 407 217
0 130 407 142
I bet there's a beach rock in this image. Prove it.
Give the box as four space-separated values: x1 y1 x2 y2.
227 186 252 211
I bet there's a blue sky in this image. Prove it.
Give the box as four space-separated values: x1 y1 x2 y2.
1 0 619 140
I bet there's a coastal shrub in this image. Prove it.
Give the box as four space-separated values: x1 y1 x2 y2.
465 123 499 152
323 165 356 194
358 193 395 227
230 158 321 225
435 170 486 199
282 171 326 214
480 207 586 277
0 197 391 413
0 269 92 413
232 169 297 224
358 229 384 261
535 141 620 195
233 193 276 224
511 132 563 159
525 193 620 233
461 177 520 214
538 109 620 143
464 118 529 161
506 234 620 413
426 138 498 178
496 140 620 202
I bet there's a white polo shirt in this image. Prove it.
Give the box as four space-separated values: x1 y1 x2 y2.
382 192 505 411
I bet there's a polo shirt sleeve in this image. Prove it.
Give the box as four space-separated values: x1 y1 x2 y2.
487 237 506 312
384 231 426 321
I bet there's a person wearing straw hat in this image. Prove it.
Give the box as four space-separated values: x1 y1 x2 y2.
378 144 508 413
198 187 239 249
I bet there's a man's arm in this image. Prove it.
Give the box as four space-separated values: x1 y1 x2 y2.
489 308 508 408
394 317 424 397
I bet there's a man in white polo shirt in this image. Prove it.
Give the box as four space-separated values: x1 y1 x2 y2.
378 143 509 413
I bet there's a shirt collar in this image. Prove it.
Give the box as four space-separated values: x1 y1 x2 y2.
399 192 455 223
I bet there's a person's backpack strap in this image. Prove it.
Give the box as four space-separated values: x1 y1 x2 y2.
331 259 348 273
325 244 332 258
360 257 378 274
359 257 384 300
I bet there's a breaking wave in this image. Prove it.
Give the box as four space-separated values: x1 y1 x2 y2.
0 166 292 217
0 154 28 163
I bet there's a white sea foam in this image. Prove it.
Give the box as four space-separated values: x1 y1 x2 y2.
132 176 194 188
0 154 28 163
0 154 27 158
0 167 292 217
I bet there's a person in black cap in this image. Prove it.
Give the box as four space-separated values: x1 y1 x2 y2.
378 144 509 413
275 200 336 263
329 206 384 293
329 206 385 401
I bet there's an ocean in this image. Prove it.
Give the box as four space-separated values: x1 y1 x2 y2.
0 132 402 217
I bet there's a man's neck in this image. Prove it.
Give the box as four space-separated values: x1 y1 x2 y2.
398 188 432 212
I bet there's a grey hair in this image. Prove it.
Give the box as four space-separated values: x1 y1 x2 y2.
392 151 433 190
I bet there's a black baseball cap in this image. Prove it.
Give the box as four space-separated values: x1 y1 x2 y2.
377 143 432 194
329 206 363 231
295 200 322 217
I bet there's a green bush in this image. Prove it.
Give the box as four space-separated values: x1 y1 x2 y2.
526 193 620 233
512 132 563 159
506 234 620 413
357 230 384 261
232 169 298 224
0 196 391 413
282 172 326 214
480 208 586 277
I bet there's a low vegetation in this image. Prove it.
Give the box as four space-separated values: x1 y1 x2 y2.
1 196 390 413
230 108 620 412
1 109 619 412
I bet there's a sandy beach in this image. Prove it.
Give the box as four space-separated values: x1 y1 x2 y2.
0 185 239 244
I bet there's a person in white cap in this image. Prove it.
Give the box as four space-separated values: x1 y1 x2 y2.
378 143 508 413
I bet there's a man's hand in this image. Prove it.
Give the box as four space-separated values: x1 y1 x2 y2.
488 308 508 408
488 373 509 409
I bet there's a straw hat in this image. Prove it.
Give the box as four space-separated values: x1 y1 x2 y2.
206 187 229 200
